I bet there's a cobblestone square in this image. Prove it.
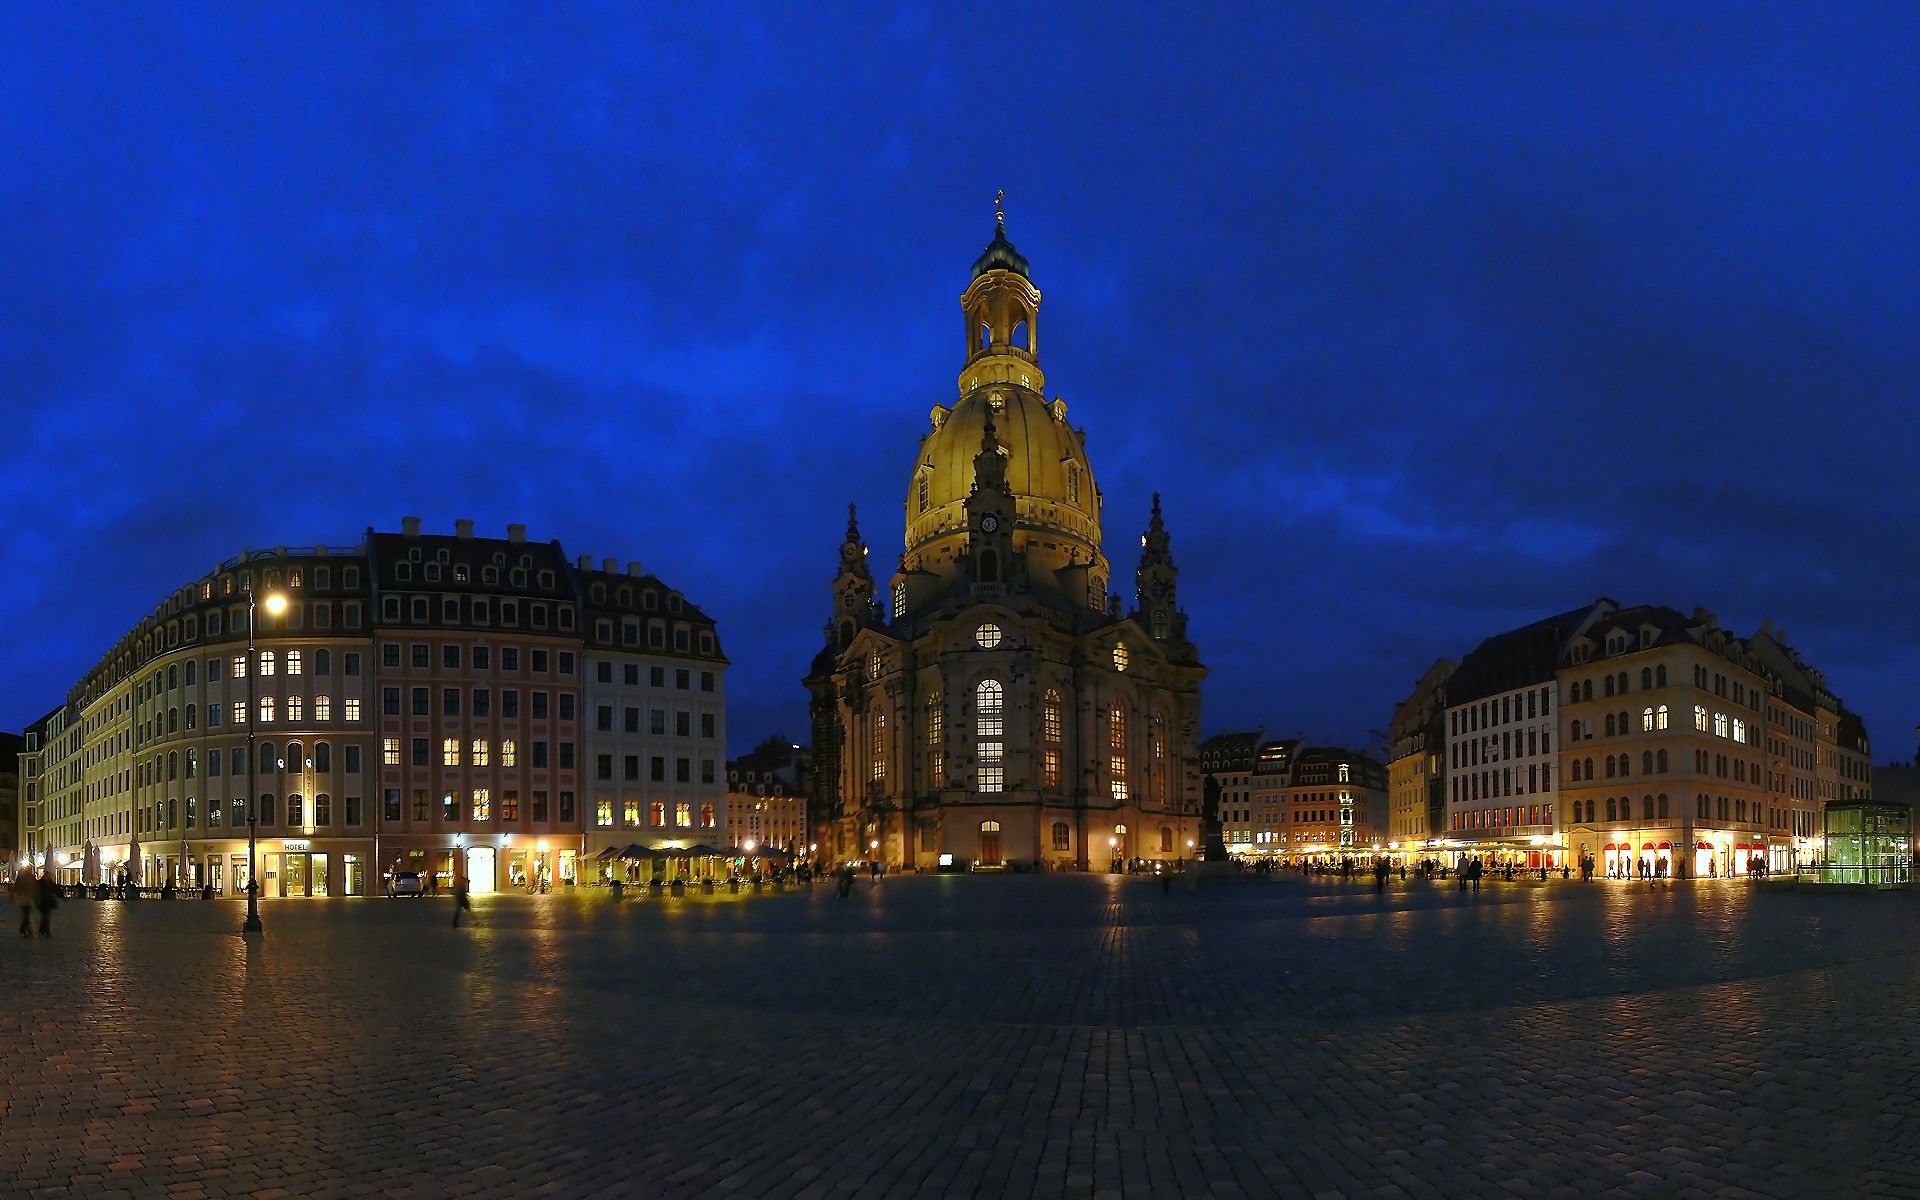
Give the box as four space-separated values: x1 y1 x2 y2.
3 875 1918 1198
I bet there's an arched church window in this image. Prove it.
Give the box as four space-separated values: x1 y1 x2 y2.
1012 318 1028 350
976 680 1004 794
1161 827 1173 853
1067 464 1080 505
870 709 887 781
892 581 906 620
1052 821 1070 850
1109 704 1129 801
1042 690 1062 742
917 473 930 513
1112 644 1129 672
1152 611 1168 640
927 693 944 784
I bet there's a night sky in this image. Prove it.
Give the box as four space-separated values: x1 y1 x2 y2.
4 6 1917 761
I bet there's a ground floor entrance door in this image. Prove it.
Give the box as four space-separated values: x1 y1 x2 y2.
282 853 307 897
466 846 496 893
979 822 1002 867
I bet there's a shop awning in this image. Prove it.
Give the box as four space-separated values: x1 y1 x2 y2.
617 844 661 861
656 843 726 858
1658 842 1671 849
1641 842 1655 851
1696 841 1712 850
593 847 621 861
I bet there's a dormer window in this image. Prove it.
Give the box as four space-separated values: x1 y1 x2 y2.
1067 463 1081 505
453 564 469 582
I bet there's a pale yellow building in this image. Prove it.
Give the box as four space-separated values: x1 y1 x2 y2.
1388 659 1453 853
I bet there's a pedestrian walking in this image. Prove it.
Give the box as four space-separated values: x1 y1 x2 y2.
452 876 472 927
35 870 59 938
1161 869 1173 896
13 865 37 937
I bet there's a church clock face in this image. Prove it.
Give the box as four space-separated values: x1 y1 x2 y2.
979 514 999 533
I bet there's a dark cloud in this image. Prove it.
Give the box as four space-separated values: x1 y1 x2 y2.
2 4 1915 761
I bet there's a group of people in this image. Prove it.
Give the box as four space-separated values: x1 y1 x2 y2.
9 866 60 937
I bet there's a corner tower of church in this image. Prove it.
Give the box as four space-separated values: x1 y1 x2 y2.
806 203 1208 873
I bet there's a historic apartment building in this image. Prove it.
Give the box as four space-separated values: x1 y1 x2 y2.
1201 732 1389 858
19 519 726 896
1286 746 1389 853
806 211 1208 871
724 737 812 855
1444 604 1604 863
1388 660 1453 848
1204 734 1300 857
1406 599 1871 875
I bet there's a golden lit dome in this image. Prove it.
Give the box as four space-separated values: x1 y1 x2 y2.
904 387 1104 570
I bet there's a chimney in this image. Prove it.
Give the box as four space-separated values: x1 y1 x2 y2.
603 557 617 572
1777 628 1788 645
507 524 526 544
1690 606 1705 622
1761 618 1774 636
577 555 592 570
627 561 642 576
401 516 421 537
455 519 474 539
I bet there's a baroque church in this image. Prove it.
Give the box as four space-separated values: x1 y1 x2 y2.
806 207 1209 871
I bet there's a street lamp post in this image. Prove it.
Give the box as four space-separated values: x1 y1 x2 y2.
242 584 285 935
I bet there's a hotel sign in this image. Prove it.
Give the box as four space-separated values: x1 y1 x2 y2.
284 839 311 852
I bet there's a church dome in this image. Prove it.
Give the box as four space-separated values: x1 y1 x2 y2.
970 221 1030 280
904 388 1103 566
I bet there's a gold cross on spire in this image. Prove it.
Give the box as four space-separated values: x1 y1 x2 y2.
995 189 1005 227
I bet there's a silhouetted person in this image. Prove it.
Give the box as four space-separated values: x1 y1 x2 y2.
13 866 37 936
35 871 59 937
452 876 471 927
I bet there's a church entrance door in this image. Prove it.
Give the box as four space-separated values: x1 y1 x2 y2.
979 820 1003 867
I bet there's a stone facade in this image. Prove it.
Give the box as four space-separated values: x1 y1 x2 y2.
806 215 1207 871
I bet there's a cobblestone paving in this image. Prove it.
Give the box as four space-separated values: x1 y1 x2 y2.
3 875 1918 1198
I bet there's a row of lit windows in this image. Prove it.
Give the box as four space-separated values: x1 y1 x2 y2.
379 736 573 770
593 799 717 829
236 697 363 724
383 788 574 824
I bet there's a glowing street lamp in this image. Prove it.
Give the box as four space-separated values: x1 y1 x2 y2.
242 585 286 935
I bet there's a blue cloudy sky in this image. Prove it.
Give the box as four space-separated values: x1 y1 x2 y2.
3 4 1917 759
